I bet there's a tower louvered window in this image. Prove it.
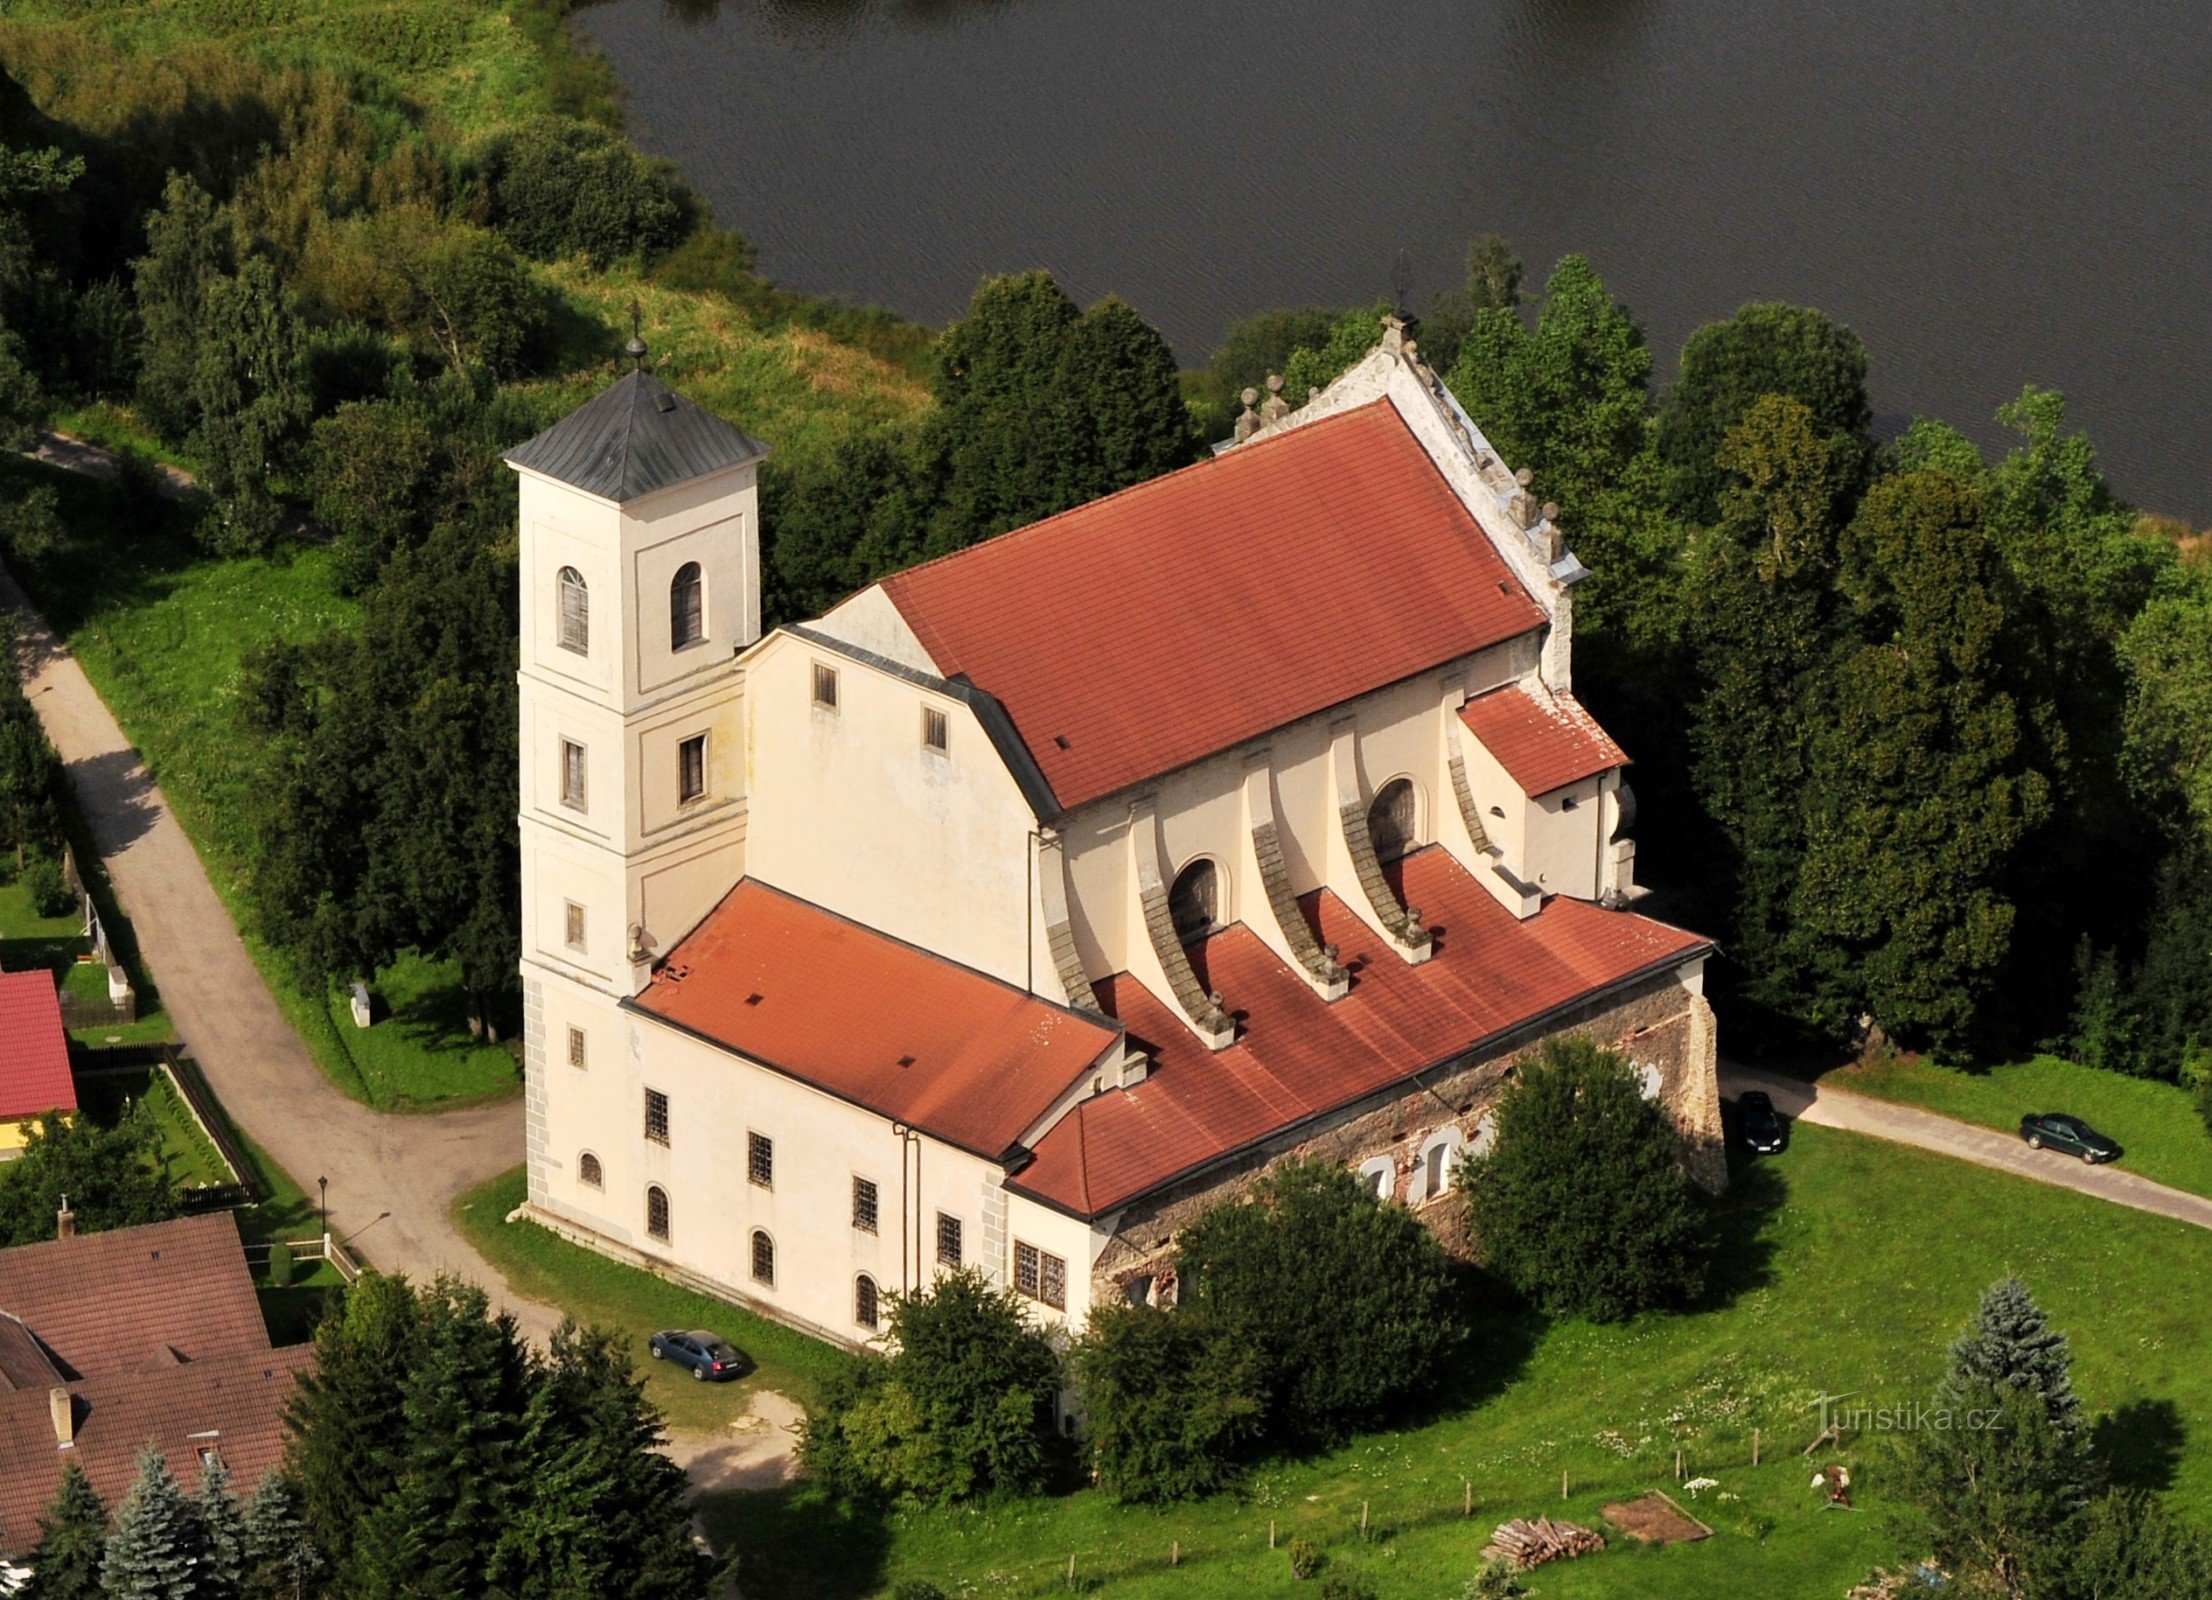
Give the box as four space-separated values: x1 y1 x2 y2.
558 567 589 653
671 562 704 650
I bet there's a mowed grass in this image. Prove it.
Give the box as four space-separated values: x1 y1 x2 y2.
454 1166 854 1435
1838 1054 2212 1202
656 1125 2212 1600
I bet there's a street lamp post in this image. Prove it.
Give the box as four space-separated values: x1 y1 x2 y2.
318 1176 328 1243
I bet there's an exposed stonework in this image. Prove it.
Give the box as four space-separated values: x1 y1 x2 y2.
1448 751 1496 855
1252 818 1348 990
521 976 548 1209
1339 792 1435 956
1090 971 1721 1302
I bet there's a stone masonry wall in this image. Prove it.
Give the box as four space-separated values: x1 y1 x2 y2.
1091 971 1722 1304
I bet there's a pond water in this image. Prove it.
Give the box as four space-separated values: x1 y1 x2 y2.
577 0 2212 518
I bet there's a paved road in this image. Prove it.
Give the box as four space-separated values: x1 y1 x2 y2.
0 566 561 1341
1724 1062 2212 1232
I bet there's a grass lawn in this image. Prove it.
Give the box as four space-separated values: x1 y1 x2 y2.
644 1125 2212 1600
73 1064 234 1192
454 1166 853 1435
1836 1053 2212 1201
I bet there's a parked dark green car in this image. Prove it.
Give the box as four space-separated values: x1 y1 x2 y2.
2019 1113 2120 1164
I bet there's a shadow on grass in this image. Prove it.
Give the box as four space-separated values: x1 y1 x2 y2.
693 1480 892 1600
1698 1133 1788 1312
2096 1397 2184 1493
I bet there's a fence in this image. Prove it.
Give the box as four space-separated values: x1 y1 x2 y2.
242 1233 363 1285
52 840 134 1027
71 1042 258 1208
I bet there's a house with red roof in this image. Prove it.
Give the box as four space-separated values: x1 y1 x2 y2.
503 324 1720 1351
0 969 77 1159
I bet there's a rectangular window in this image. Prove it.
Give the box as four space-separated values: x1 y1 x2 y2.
564 902 586 953
644 1088 669 1146
566 1026 586 1070
560 739 587 812
921 705 949 753
678 734 707 804
1014 1240 1067 1310
748 1131 773 1189
811 663 839 710
936 1212 963 1268
852 1176 879 1235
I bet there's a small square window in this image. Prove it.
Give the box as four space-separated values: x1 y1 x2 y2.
560 739 588 812
936 1212 963 1268
644 1088 669 1146
811 663 839 710
921 705 949 753
748 1131 773 1189
564 902 586 953
566 1026 586 1069
852 1176 879 1235
678 733 707 804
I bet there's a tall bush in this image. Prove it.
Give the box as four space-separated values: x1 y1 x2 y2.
1067 1301 1265 1502
479 117 693 267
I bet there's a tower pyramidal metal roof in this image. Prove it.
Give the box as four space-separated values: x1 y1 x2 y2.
505 343 768 504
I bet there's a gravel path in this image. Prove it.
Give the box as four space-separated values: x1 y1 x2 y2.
1723 1062 2212 1232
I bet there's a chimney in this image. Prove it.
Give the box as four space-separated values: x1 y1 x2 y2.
56 1194 73 1240
50 1387 73 1447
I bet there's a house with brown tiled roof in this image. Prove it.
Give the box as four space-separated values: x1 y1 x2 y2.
503 326 1721 1356
0 1212 311 1547
0 969 77 1159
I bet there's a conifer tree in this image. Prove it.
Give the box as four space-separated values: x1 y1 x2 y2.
239 1477 321 1600
1950 1277 2084 1436
100 1447 208 1600
21 1460 107 1600
195 1461 247 1599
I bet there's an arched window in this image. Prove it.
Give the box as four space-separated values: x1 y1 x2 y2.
1168 858 1219 945
645 1184 670 1243
1368 777 1418 864
670 562 704 651
1356 1155 1396 1203
750 1230 775 1286
854 1274 880 1330
578 1151 602 1188
557 567 589 654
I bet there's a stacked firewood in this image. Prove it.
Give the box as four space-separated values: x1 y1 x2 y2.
1480 1515 1605 1569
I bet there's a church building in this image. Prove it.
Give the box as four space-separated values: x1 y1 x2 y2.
504 322 1722 1350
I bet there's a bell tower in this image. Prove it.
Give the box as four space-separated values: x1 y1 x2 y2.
506 341 767 1208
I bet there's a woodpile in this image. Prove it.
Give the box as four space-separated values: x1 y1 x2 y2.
1480 1515 1605 1569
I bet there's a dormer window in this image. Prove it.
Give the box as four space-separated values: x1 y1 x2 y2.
557 567 589 654
1369 778 1418 863
1168 858 1219 945
670 562 704 650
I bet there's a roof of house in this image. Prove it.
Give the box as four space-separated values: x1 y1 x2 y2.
505 366 769 504
0 1344 314 1544
1009 848 1711 1217
879 399 1547 813
1458 681 1629 796
630 880 1125 1158
0 970 75 1124
0 1214 270 1382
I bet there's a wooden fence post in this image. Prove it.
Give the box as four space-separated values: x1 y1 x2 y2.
1464 1480 1472 1517
1361 1500 1369 1539
1753 1428 1762 1467
1170 1541 1179 1568
1269 1519 1277 1549
1675 1447 1684 1481
1066 1554 1075 1590
1561 1468 1569 1501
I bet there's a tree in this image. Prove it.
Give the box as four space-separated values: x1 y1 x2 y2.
188 256 310 554
239 1477 322 1600
927 271 1079 545
0 1111 182 1247
1419 234 1521 377
0 634 68 870
2043 1491 2212 1600
490 1321 707 1600
99 1447 208 1600
1459 1036 1709 1322
1175 1158 1460 1438
798 1269 1060 1504
479 117 693 267
131 174 230 442
1067 1302 1266 1501
285 1273 423 1584
761 425 932 621
1279 302 1389 403
1188 306 1340 437
1905 1280 2099 1599
1788 469 2049 1049
1046 296 1196 507
20 1460 107 1600
196 1461 249 1598
1657 301 1871 525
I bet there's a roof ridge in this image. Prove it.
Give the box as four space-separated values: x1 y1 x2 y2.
881 397 1398 596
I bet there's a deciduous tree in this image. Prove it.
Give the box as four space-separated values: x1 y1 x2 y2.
1067 1302 1266 1502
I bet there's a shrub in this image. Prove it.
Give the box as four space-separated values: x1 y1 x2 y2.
1458 1036 1710 1321
1175 1158 1460 1441
1067 1301 1265 1502
1463 1560 1529 1600
24 851 74 917
1318 1573 1375 1600
1287 1538 1322 1581
797 1270 1060 1505
478 117 694 267
891 1585 948 1600
2197 1069 2212 1137
266 1239 295 1288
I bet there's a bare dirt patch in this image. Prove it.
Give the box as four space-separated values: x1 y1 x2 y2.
1602 1489 1712 1546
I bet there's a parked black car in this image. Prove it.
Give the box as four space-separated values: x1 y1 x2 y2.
649 1329 746 1382
2018 1113 2120 1164
1738 1090 1786 1155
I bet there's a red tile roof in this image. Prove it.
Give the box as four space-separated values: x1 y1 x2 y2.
1010 849 1709 1217
1458 682 1628 796
0 970 75 1123
632 881 1124 1158
881 400 1547 812
0 1344 313 1545
0 1214 270 1381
